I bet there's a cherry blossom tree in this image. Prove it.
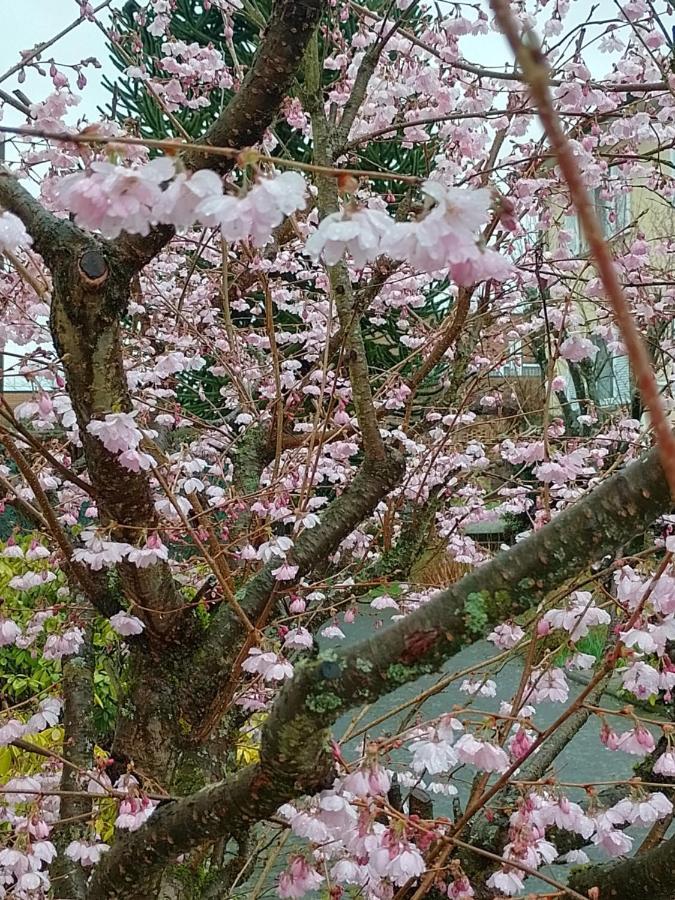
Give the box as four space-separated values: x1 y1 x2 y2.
2 1 675 898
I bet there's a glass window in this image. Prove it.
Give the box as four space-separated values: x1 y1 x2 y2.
1 340 51 393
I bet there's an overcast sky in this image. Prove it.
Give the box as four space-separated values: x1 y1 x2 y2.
1 0 643 133
3 1 115 124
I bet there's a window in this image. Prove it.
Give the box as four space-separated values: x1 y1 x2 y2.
595 188 631 239
494 340 541 378
0 340 50 393
563 187 631 254
592 337 631 408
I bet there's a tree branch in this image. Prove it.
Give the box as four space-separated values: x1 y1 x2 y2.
336 42 382 144
187 0 326 172
51 613 95 900
0 167 77 265
182 451 405 739
88 445 670 900
568 828 675 899
305 34 387 461
115 0 328 270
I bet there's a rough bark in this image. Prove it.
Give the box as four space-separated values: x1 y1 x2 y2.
0 0 337 791
49 243 184 633
0 173 189 778
0 173 183 637
187 0 326 172
568 832 675 899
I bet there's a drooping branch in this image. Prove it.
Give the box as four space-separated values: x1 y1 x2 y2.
88 446 670 900
403 285 473 417
466 674 613 883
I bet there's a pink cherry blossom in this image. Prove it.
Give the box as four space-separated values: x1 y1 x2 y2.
614 726 656 756
447 875 475 899
509 727 535 761
541 594 610 640
196 171 307 246
460 678 497 697
559 335 600 363
305 206 392 267
0 211 32 253
455 734 510 773
409 733 459 774
487 622 525 649
283 627 313 650
25 541 50 560
0 618 21 646
65 840 110 866
42 627 85 660
26 698 61 733
55 157 176 238
320 624 346 640
109 612 146 636
0 719 27 746
485 868 525 896
1 540 24 559
342 763 390 797
654 750 675 776
592 824 633 857
384 845 426 884
151 168 223 228
86 412 143 454
289 597 306 614
539 796 595 837
73 532 132 570
127 534 169 567
525 667 569 704
609 791 672 827
277 856 324 898
370 594 400 611
380 181 511 282
272 562 299 581
621 661 661 699
115 795 158 830
242 647 294 681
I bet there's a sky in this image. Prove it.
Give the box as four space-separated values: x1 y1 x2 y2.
1 2 116 388
1 0 639 132
2 1 115 125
